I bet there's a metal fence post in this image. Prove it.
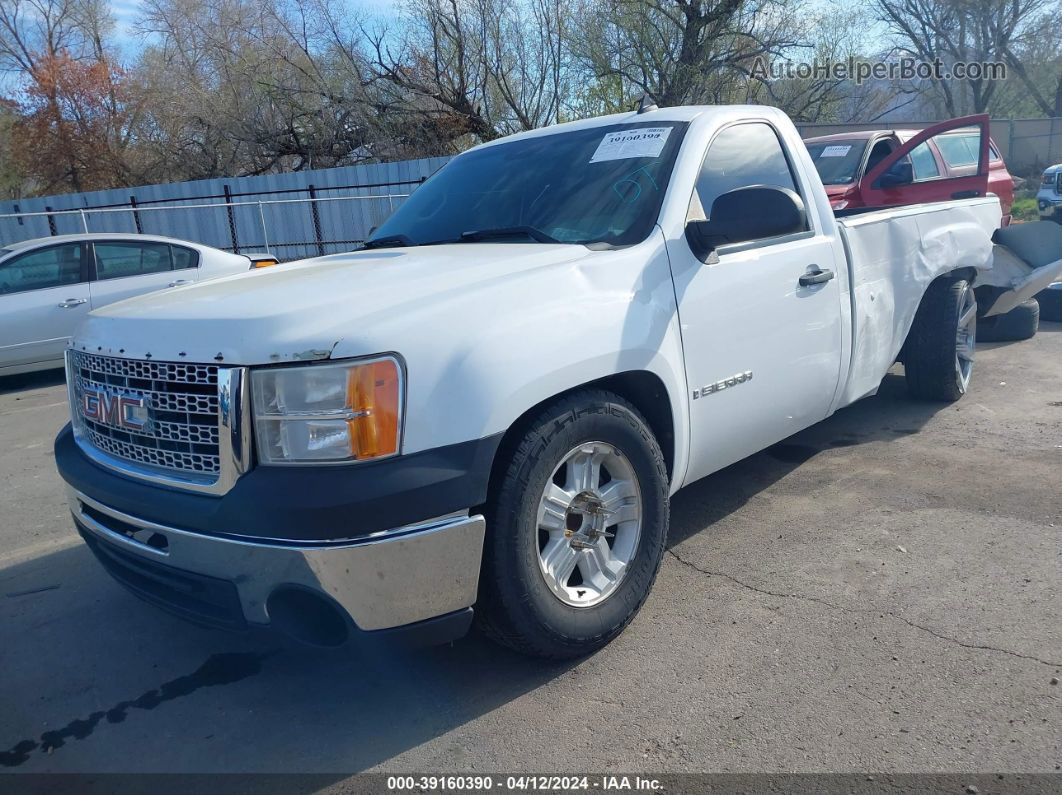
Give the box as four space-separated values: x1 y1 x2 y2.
223 185 240 254
45 206 57 236
308 184 325 256
79 208 89 233
257 201 271 254
129 195 143 234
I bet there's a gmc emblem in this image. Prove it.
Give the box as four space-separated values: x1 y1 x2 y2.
82 388 150 431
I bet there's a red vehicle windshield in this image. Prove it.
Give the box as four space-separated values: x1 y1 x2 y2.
805 139 869 185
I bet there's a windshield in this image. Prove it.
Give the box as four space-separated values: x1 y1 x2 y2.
805 139 869 185
369 121 689 248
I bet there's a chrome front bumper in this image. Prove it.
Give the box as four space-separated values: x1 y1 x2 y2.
67 488 486 633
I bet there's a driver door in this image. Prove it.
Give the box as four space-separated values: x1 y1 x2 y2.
667 121 845 484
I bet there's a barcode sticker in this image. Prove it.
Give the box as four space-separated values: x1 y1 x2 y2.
590 127 673 163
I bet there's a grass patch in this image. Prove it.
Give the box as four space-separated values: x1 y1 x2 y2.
1012 196 1039 222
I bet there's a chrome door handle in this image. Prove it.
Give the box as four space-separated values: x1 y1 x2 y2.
168 279 192 287
57 298 87 308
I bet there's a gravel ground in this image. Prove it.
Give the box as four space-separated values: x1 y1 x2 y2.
1 325 1060 774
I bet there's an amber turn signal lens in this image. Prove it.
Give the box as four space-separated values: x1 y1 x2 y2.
347 359 401 459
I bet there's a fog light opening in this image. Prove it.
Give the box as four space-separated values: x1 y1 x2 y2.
266 586 350 648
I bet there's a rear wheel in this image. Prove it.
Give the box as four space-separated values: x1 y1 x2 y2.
476 391 669 659
905 277 976 402
978 298 1039 342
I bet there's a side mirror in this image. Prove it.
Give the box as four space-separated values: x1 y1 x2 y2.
685 186 807 262
876 160 913 188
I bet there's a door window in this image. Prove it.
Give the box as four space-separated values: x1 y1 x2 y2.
692 122 806 232
0 243 84 295
909 143 940 180
935 134 980 168
171 245 199 270
865 139 895 174
95 242 174 280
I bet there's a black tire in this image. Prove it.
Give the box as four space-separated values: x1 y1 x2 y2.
476 390 669 659
978 298 1039 342
905 277 975 402
1036 288 1062 323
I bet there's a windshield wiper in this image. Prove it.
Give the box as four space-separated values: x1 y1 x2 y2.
360 234 416 250
458 226 561 244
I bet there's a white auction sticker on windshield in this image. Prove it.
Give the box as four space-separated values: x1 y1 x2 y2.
819 145 852 158
590 127 672 163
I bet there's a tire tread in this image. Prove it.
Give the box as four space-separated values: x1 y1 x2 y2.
905 277 970 402
476 390 669 659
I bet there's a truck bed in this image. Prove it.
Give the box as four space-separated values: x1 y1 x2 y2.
835 197 1001 406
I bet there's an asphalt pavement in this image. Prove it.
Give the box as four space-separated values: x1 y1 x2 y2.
1 326 1060 774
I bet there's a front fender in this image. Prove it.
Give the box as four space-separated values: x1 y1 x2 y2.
395 230 691 494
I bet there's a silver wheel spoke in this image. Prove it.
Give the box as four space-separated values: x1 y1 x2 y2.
954 285 976 391
539 483 572 533
536 441 643 608
598 478 636 515
541 536 579 587
579 539 622 588
567 445 606 493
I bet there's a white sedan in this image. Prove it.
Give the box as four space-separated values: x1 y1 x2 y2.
0 233 276 376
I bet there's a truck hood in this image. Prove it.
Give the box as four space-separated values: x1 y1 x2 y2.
73 243 597 365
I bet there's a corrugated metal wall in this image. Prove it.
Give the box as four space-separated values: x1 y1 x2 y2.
0 156 453 259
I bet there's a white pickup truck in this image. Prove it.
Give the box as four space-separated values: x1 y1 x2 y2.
54 105 1060 658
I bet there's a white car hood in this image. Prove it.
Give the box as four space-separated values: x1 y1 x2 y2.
73 243 597 365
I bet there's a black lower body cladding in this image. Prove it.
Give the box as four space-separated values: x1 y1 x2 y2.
54 424 503 543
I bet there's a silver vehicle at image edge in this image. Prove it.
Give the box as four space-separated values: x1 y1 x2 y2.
0 233 276 377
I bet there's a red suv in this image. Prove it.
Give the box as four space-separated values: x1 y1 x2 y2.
804 115 1016 224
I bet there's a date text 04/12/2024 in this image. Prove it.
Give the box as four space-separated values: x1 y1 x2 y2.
386 776 664 791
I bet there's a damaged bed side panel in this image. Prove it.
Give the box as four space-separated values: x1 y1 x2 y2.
835 198 999 407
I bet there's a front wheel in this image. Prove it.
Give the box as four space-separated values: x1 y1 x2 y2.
476 391 669 659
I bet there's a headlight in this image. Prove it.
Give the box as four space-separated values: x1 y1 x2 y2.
251 355 403 465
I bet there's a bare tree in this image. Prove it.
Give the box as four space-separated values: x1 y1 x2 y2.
874 0 1057 116
571 0 801 111
364 0 572 147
